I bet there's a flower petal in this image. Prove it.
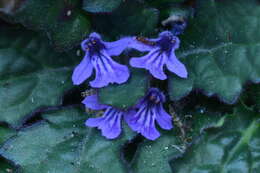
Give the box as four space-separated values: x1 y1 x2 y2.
99 108 123 139
172 36 180 49
130 48 160 68
89 32 102 39
90 51 130 88
141 124 160 140
148 53 167 80
166 49 188 78
89 55 110 88
155 104 173 130
103 37 132 56
72 53 93 85
85 117 103 127
82 94 108 110
129 56 148 68
130 49 167 80
125 104 160 140
85 107 123 139
81 39 90 51
140 108 160 140
124 106 145 131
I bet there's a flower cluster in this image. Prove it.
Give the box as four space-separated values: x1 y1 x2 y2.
83 88 173 140
73 31 188 140
72 31 187 88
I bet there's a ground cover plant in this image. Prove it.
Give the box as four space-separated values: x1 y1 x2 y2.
0 0 260 172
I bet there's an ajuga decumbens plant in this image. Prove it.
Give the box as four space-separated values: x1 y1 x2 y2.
0 0 260 172
74 30 187 140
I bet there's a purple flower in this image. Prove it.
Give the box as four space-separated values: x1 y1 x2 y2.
72 32 131 88
125 88 173 140
83 94 127 139
129 31 188 80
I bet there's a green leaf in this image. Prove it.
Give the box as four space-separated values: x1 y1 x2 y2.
243 84 260 112
5 0 90 51
169 0 260 104
0 127 15 145
92 1 159 39
127 102 234 173
83 0 122 13
0 0 17 14
0 157 15 173
0 106 135 173
127 99 228 173
0 26 79 127
250 85 260 111
130 131 183 173
188 112 225 138
171 106 260 173
0 126 16 172
147 0 186 9
99 69 148 109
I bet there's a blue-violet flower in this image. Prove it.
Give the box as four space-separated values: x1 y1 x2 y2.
129 31 188 80
83 94 128 139
72 32 130 88
125 88 173 140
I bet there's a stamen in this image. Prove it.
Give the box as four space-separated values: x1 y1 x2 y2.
136 36 156 46
81 89 96 98
76 50 81 56
66 10 72 16
150 95 156 101
149 93 161 104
